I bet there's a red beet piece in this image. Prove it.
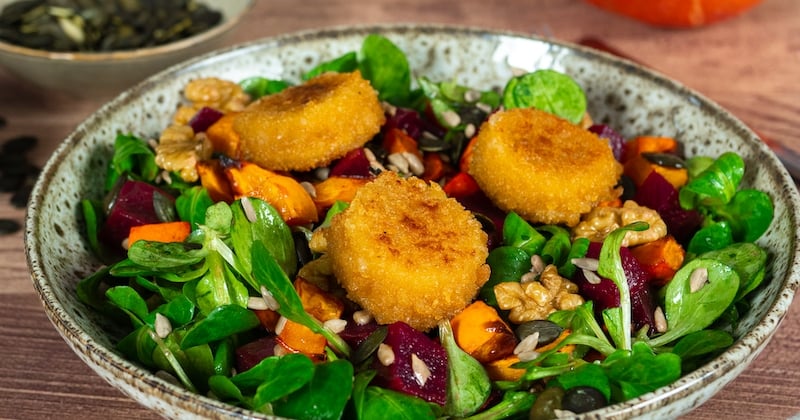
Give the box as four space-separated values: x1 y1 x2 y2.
235 336 277 372
572 242 656 332
188 106 224 133
633 171 703 243
99 180 175 249
588 124 625 162
384 107 425 140
329 148 372 178
374 321 448 406
339 320 379 348
455 190 506 249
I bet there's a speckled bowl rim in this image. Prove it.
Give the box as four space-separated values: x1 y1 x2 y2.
0 0 254 63
25 23 800 419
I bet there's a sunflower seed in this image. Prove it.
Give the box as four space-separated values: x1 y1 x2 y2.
689 267 709 293
571 257 599 271
377 343 395 366
241 197 257 223
411 353 431 387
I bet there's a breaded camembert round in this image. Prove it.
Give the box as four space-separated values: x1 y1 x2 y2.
232 71 385 171
326 172 490 331
468 108 622 226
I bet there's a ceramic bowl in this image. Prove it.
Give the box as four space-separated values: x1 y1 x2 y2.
24 24 800 418
0 0 253 98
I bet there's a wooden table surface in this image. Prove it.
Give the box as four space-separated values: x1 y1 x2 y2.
1 0 798 418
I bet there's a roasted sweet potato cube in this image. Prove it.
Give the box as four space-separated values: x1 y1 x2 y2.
312 176 370 216
450 300 518 363
197 159 234 203
205 112 241 158
294 277 344 322
277 318 327 358
224 161 318 226
484 354 525 382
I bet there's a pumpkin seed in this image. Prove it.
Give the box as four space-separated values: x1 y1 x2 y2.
642 152 686 169
0 218 21 235
515 319 563 345
353 326 388 365
561 386 607 414
0 0 223 52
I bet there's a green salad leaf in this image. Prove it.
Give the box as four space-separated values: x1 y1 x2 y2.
502 69 587 124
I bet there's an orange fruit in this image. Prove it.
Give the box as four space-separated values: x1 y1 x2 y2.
585 0 763 27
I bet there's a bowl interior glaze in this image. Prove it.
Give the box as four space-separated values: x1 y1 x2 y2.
24 25 800 419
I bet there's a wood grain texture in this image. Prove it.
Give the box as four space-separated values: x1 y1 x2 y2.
1 0 798 418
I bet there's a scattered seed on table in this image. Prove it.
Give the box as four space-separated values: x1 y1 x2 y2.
0 218 21 235
1 134 37 154
11 180 34 208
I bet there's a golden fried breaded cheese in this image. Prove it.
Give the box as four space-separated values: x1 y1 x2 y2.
326 172 490 331
468 108 622 227
231 71 385 171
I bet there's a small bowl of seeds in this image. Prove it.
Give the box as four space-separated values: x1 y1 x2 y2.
0 0 253 98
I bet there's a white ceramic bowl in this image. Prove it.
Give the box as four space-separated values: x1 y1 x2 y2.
24 24 800 418
0 0 253 98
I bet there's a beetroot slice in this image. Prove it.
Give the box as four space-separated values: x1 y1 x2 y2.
572 242 656 332
188 107 224 133
339 320 379 348
633 171 703 243
99 179 175 250
235 336 277 373
384 107 425 140
329 148 372 178
452 190 506 250
374 321 448 406
588 124 625 162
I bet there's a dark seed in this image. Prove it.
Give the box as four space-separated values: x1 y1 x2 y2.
0 218 21 235
0 115 6 129
529 386 565 420
417 135 451 152
293 230 313 267
0 174 23 192
0 0 224 52
11 182 32 208
642 152 686 169
515 320 563 345
561 386 607 414
352 325 388 365
618 174 637 201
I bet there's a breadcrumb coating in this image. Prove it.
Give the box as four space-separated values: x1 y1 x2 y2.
232 71 385 171
326 172 490 331
468 108 622 226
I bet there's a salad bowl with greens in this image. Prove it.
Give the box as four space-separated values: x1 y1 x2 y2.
25 25 800 419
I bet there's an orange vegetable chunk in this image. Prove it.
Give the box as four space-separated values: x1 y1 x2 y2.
484 354 525 382
422 152 450 182
127 221 191 245
224 161 318 226
630 235 686 287
585 0 762 28
624 154 688 189
382 127 422 159
312 176 370 216
253 309 280 332
205 112 241 158
621 136 679 164
450 300 518 364
196 159 234 203
294 277 344 322
459 136 477 173
277 318 327 359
